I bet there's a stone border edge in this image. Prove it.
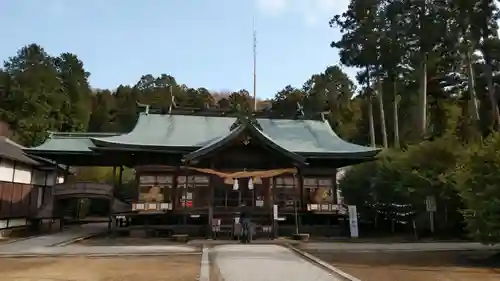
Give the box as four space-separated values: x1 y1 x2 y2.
199 246 210 281
206 245 225 281
49 232 102 247
285 244 363 281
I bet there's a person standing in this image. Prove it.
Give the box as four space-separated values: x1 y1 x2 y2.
239 204 252 243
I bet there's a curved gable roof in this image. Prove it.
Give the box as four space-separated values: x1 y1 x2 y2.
183 119 307 165
256 118 379 157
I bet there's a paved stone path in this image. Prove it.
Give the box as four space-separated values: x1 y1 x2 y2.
0 222 108 253
212 244 342 281
0 223 198 256
300 242 500 252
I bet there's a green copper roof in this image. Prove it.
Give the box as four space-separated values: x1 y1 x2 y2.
89 113 379 157
92 114 236 148
257 118 377 156
26 132 119 153
183 118 307 165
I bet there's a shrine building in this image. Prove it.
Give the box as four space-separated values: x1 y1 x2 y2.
24 106 380 238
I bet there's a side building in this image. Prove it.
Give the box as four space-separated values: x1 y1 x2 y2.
25 108 380 238
0 136 65 235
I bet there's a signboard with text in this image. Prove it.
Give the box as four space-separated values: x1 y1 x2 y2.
348 205 359 238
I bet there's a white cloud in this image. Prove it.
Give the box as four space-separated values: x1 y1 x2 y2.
255 0 349 26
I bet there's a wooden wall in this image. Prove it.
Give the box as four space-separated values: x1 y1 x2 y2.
0 157 62 228
0 182 39 218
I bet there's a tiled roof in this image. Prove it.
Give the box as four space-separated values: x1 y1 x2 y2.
0 137 41 165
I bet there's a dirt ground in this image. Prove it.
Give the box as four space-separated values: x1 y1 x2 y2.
0 255 201 281
310 251 500 281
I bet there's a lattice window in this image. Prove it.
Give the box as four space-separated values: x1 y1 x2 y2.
138 174 174 202
273 176 298 209
177 175 209 208
139 175 156 184
304 177 334 204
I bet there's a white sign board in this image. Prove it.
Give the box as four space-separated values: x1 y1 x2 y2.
426 196 436 212
273 204 278 220
348 205 359 238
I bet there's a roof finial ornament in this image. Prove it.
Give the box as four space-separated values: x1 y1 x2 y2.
295 102 304 118
167 85 178 114
136 101 150 115
320 111 330 122
168 94 177 114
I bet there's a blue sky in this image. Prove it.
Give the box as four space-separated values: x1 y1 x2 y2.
0 0 353 99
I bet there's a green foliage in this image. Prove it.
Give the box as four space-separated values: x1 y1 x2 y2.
341 136 464 235
72 167 116 183
454 133 500 244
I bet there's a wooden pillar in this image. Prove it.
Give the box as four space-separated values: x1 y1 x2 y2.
183 168 188 225
265 178 272 208
112 166 117 189
109 166 123 235
208 162 215 238
118 167 124 194
332 168 338 205
109 166 117 231
64 165 70 182
270 177 278 239
208 201 213 239
224 185 228 208
173 168 179 210
297 171 303 232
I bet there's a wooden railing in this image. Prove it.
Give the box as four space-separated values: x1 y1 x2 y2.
52 182 113 197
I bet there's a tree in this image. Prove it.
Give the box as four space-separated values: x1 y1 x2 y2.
454 133 500 244
228 90 252 113
114 85 140 132
331 0 387 146
302 66 360 139
474 0 500 130
1 44 67 145
54 53 92 132
88 90 117 132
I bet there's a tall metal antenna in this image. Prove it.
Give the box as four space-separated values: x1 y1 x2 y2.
252 16 257 112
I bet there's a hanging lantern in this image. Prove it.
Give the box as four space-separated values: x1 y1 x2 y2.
233 178 239 190
254 177 262 184
248 177 254 190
